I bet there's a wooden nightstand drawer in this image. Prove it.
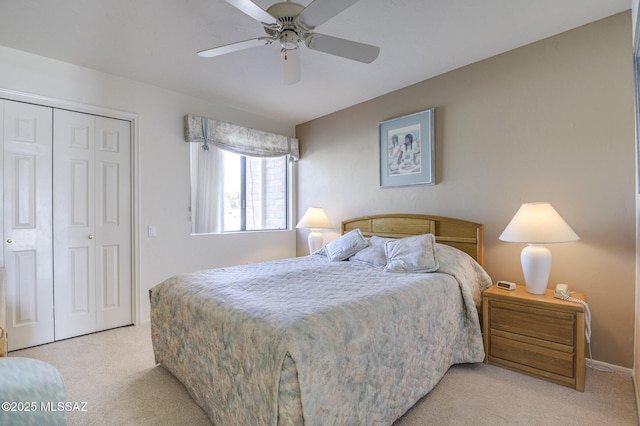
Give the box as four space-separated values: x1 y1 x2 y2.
490 333 574 377
490 300 575 346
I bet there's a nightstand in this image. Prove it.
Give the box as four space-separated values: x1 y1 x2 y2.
482 284 586 391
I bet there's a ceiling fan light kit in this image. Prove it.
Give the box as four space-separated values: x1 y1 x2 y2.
198 0 380 85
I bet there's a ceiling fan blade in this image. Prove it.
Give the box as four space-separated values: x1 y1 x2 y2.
282 48 301 85
305 34 380 64
298 0 360 29
197 38 271 58
225 0 277 24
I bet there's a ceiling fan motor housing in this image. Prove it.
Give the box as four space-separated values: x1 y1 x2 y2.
264 2 308 50
266 2 305 21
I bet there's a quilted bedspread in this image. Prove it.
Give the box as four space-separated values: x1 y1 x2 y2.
150 246 492 425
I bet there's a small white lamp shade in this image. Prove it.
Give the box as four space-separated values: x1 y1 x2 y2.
499 202 579 294
296 207 334 254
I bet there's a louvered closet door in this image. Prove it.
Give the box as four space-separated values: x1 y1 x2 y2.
1 100 54 350
53 110 131 340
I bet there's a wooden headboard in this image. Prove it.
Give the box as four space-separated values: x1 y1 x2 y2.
342 213 484 266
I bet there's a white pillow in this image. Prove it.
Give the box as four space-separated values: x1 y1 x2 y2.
324 229 368 261
384 234 439 273
349 236 394 268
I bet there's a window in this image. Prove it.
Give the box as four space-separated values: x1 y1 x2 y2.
190 144 290 234
222 150 288 232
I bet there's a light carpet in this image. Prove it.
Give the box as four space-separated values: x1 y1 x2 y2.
9 324 638 425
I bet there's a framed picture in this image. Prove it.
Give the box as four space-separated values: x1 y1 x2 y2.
379 108 435 188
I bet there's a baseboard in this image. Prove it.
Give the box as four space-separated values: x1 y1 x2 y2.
586 358 632 376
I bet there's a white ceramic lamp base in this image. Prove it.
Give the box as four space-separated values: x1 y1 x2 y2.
521 244 552 294
307 229 323 254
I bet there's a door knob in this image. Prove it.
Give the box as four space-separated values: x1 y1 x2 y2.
88 234 94 240
5 238 12 244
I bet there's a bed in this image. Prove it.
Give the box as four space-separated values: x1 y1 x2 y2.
150 214 492 425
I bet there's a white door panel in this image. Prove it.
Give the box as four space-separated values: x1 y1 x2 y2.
2 100 54 350
53 110 96 339
53 110 131 339
95 116 131 330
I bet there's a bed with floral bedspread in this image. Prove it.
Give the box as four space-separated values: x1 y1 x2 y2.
150 229 491 425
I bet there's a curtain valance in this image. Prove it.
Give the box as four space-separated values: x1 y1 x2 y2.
184 114 299 160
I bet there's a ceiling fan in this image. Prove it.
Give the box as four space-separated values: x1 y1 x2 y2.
198 0 380 85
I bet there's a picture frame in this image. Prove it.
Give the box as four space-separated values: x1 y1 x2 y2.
379 108 435 188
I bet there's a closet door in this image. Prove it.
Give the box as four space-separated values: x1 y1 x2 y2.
94 115 131 331
53 110 131 340
1 100 54 350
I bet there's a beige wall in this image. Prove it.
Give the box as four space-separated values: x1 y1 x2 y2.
296 12 635 367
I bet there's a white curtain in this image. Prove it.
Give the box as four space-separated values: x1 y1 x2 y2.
191 144 225 234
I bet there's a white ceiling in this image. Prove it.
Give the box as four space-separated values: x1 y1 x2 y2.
0 0 630 127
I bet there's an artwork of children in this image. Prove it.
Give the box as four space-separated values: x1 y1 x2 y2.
387 124 421 176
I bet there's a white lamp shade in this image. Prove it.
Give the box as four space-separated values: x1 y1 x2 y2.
296 207 333 230
499 202 579 243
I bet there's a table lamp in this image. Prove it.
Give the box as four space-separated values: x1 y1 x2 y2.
296 207 334 254
499 202 579 294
